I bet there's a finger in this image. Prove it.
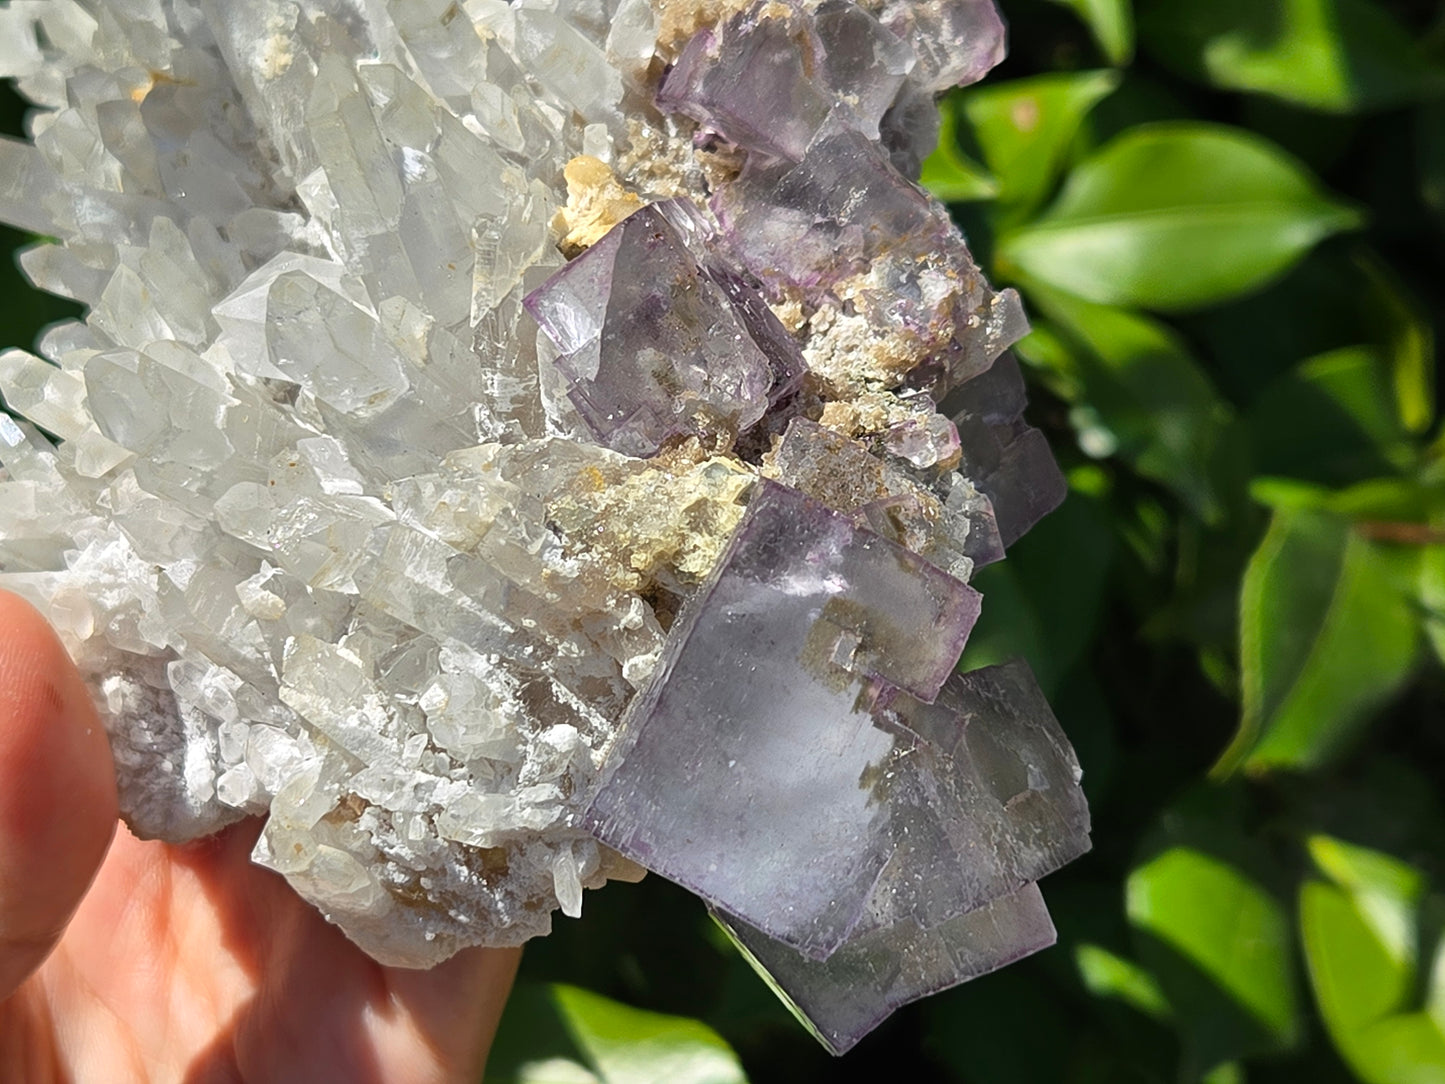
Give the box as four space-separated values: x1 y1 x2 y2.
0 590 118 1000
381 946 522 1079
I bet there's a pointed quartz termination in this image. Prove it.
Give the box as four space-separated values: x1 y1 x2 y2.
523 201 803 457
584 480 982 959
656 1 913 161
717 883 1056 1055
943 353 1067 548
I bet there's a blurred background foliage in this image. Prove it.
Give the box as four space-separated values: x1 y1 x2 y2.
4 0 1445 1081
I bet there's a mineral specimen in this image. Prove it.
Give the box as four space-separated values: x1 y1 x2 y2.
0 0 1088 1053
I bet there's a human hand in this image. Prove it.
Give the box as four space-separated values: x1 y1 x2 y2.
0 590 520 1082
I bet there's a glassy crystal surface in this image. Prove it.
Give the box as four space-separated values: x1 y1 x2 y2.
524 201 802 456
586 480 981 958
0 0 1086 1049
864 661 1092 931
945 354 1069 546
719 882 1056 1055
656 1 913 161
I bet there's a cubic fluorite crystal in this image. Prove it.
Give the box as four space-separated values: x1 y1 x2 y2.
0 0 1088 1052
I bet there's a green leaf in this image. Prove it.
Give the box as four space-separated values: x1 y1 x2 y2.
956 487 1115 694
1309 836 1425 973
1356 253 1436 435
1074 943 1173 1020
1202 1065 1245 1084
920 93 998 204
1248 476 1431 523
1415 540 1445 670
1246 346 1412 487
1127 846 1300 1062
552 985 748 1084
1046 0 1135 65
997 123 1363 312
490 984 748 1084
1137 0 1438 114
960 70 1121 214
1020 290 1233 520
1301 838 1445 1084
1219 508 1419 774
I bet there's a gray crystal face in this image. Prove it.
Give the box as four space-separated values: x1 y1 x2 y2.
718 882 1056 1055
585 480 981 958
524 201 803 456
878 0 1009 93
864 661 1092 931
656 1 913 161
944 354 1069 547
713 125 946 292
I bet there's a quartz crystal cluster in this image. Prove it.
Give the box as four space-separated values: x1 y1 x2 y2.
0 0 1088 1052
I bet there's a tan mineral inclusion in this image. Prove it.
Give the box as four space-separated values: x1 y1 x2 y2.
551 155 646 255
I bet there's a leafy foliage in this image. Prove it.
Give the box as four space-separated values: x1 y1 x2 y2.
4 1 1445 1081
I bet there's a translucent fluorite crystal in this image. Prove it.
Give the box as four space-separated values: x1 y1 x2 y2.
524 200 803 455
0 0 1087 1052
585 480 983 958
720 883 1056 1055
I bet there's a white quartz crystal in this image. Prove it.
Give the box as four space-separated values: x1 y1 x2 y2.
0 0 670 966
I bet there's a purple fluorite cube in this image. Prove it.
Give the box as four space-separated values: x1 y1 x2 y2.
863 660 1092 932
718 882 1056 1055
584 480 981 958
657 1 913 161
712 125 944 292
943 354 1068 547
678 659 1088 1055
877 0 1007 92
658 12 831 162
523 201 803 457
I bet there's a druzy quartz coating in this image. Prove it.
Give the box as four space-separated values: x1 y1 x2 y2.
0 0 1088 1052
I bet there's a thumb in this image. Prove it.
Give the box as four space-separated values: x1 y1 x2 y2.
0 590 118 1000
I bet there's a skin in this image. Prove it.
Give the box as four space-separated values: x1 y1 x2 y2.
0 590 520 1083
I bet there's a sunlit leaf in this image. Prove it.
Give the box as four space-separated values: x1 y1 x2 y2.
1248 476 1430 522
1046 0 1135 65
1137 0 1438 114
1356 252 1436 435
1309 836 1424 972
1301 838 1445 1084
553 985 748 1084
490 985 748 1084
1202 1064 1245 1084
1415 530 1445 670
1019 290 1232 520
998 123 1362 311
920 93 998 204
1127 846 1300 1062
961 69 1120 214
1246 346 1412 487
1075 943 1173 1020
1219 508 1419 774
518 1059 604 1084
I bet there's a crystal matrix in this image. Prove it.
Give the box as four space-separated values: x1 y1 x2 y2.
0 0 1088 1051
